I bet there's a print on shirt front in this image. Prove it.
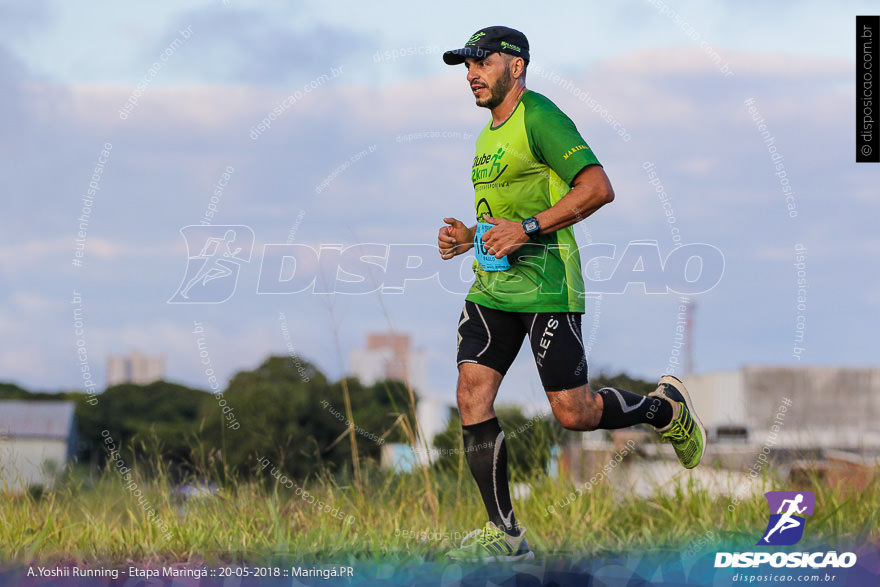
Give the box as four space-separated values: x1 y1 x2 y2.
473 149 509 187
465 90 601 314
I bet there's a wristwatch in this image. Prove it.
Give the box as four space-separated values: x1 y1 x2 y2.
522 216 541 239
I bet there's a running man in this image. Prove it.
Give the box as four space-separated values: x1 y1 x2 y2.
180 229 242 299
763 494 807 544
437 26 706 562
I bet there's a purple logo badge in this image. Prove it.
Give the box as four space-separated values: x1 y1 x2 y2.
759 491 816 546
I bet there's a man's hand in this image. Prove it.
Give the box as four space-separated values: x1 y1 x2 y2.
438 217 475 259
480 215 530 258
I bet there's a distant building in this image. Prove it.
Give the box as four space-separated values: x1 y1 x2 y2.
106 350 166 386
553 366 880 498
350 333 452 469
686 365 880 451
0 401 78 493
349 333 427 393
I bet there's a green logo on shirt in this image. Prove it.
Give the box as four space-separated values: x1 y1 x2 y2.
473 146 508 184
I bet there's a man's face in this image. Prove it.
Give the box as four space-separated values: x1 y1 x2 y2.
464 53 515 110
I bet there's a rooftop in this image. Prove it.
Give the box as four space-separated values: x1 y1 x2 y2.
0 401 76 440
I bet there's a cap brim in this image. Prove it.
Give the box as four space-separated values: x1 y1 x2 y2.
442 46 493 65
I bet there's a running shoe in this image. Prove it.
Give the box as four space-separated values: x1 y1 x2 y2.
445 521 534 562
649 375 706 469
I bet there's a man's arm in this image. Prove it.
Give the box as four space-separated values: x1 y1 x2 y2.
480 164 614 258
534 164 614 234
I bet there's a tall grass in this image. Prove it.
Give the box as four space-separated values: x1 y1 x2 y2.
1 454 877 566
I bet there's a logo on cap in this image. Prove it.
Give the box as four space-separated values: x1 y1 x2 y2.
466 32 486 46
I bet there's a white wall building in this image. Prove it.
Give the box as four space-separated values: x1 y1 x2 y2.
0 401 78 493
685 365 880 450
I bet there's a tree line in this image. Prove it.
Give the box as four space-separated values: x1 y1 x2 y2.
1 357 414 483
0 360 654 483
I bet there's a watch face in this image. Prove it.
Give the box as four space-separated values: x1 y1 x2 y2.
524 218 539 233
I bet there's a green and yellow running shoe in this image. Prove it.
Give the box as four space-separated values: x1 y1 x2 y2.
649 375 706 469
445 522 534 562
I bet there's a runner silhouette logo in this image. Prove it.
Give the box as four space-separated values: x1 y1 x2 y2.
169 225 255 303
759 491 816 546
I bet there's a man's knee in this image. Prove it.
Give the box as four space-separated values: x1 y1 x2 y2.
457 373 493 407
456 363 502 423
549 387 602 431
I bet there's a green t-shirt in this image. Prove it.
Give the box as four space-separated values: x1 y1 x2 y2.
466 90 601 313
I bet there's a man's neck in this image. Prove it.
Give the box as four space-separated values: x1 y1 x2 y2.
490 84 527 127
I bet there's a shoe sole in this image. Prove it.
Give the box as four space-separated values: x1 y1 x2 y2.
657 374 707 468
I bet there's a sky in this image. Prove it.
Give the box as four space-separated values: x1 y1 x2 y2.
0 0 877 413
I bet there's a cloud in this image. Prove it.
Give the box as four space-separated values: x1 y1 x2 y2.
150 6 369 86
0 46 32 139
4 43 878 395
596 46 847 78
0 0 50 38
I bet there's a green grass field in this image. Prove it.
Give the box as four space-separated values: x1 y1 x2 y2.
2 456 877 566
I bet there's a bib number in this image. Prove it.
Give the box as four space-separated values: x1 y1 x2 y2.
474 222 511 271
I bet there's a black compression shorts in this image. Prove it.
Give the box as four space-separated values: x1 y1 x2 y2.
455 300 589 392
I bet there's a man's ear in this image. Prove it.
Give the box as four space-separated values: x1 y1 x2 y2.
512 57 525 78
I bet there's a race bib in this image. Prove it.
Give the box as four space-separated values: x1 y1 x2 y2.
474 222 511 271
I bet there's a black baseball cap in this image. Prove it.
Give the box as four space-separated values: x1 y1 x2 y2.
443 26 530 65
